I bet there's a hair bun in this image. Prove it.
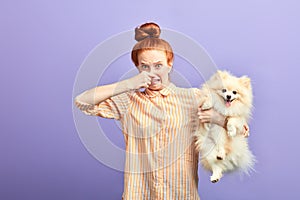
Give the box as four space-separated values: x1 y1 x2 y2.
135 22 161 42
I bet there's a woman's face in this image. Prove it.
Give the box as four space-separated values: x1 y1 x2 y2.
137 50 172 90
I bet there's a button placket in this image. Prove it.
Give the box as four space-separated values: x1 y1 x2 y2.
151 94 166 199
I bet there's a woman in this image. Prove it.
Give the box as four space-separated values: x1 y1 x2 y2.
74 22 236 200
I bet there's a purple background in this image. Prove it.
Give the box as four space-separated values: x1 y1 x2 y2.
1 0 299 199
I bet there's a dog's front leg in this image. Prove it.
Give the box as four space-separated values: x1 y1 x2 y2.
227 117 248 137
210 165 223 183
201 98 213 110
227 117 238 137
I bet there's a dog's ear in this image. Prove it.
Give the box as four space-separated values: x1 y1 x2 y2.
207 71 221 85
209 70 225 81
239 76 251 88
216 70 230 80
206 70 227 86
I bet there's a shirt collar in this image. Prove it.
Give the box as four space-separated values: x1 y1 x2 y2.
144 83 176 98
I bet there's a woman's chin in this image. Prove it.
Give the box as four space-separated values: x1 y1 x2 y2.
148 83 162 90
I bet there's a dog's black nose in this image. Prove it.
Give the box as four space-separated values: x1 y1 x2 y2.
226 95 231 100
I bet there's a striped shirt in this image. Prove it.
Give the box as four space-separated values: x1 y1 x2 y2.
75 83 202 200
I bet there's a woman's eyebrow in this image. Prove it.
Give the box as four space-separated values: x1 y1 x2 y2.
140 61 162 65
140 61 149 65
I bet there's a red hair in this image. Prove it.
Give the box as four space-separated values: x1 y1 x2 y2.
131 22 174 67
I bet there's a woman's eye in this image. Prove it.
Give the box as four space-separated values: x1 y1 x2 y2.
155 64 162 69
141 65 149 69
222 89 227 93
232 91 237 95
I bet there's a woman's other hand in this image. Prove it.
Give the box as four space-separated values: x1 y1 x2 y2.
243 124 250 137
198 107 250 137
198 107 225 127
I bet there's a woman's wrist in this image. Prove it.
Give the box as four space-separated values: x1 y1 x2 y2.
212 111 227 128
122 79 136 91
222 116 229 129
198 108 228 128
217 114 227 128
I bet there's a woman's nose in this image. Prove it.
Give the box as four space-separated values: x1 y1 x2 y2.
149 67 157 75
149 67 154 73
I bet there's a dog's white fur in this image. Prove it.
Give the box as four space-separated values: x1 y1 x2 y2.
195 70 255 183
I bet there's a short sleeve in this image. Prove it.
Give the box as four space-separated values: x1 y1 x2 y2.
191 88 203 107
74 92 132 120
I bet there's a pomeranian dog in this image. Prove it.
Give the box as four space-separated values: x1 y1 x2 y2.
195 70 255 183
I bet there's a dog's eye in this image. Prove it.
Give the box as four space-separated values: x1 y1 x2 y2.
222 89 227 93
232 91 237 95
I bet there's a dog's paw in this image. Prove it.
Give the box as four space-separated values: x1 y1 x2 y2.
210 171 223 183
211 178 219 183
227 125 237 137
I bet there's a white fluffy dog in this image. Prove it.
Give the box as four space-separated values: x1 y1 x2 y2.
195 70 255 183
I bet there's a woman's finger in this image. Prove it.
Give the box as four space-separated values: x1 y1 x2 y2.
199 118 211 123
198 113 211 122
243 124 250 137
198 109 212 116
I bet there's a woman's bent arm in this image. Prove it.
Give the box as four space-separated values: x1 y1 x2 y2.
74 71 155 105
75 80 131 105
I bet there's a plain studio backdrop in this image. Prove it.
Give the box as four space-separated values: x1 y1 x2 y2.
1 0 299 199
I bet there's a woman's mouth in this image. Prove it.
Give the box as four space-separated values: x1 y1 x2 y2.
151 78 161 84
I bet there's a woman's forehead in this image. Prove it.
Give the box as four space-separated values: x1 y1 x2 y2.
138 50 167 63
